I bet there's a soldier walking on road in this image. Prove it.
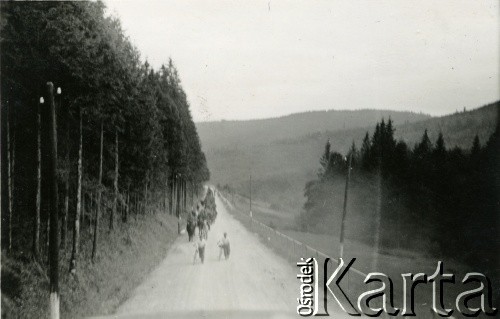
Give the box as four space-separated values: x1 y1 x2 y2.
193 237 206 264
218 232 230 261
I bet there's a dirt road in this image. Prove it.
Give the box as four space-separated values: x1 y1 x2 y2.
116 192 308 317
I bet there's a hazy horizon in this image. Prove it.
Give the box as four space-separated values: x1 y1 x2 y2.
106 0 499 122
194 101 496 123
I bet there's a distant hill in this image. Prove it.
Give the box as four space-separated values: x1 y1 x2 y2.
197 102 498 212
282 101 499 157
197 109 430 150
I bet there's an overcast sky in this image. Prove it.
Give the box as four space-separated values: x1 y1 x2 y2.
105 0 499 122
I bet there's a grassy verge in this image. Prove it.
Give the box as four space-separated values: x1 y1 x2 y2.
1 210 179 319
221 191 498 317
226 192 478 276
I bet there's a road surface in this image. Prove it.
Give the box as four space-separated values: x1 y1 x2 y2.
116 192 310 317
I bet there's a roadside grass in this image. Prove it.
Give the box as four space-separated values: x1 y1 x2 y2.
221 191 496 317
230 195 297 231
1 210 179 319
228 192 472 275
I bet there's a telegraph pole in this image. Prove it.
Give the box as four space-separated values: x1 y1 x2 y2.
33 96 43 260
249 175 252 217
59 87 69 251
339 153 352 260
44 82 60 319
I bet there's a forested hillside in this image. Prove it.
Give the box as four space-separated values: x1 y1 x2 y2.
1 1 209 317
202 102 498 211
301 112 499 273
298 101 499 155
198 109 430 150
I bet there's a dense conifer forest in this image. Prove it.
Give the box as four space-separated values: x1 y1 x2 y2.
301 113 499 272
1 1 209 317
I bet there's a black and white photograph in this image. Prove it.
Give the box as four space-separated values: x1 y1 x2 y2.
0 1 498 318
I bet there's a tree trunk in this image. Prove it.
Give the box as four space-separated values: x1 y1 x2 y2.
136 193 139 218
69 106 82 274
183 179 187 214
33 99 42 260
176 177 181 217
110 129 118 230
144 180 148 214
181 179 184 215
92 122 103 262
176 178 180 217
61 94 70 250
133 194 136 217
167 177 169 213
7 103 13 253
11 130 16 249
179 179 182 215
44 82 60 319
81 191 85 229
190 181 194 209
169 175 174 215
124 190 129 223
89 192 94 236
46 211 50 262
134 193 138 220
180 179 183 216
172 176 176 216
61 173 69 249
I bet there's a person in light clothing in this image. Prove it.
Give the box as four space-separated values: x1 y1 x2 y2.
218 232 230 261
193 237 206 264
